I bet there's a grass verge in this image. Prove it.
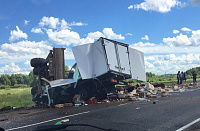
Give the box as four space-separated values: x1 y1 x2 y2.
0 88 34 109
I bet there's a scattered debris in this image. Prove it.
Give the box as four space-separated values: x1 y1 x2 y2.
64 103 73 107
87 97 98 104
136 107 140 110
55 104 64 108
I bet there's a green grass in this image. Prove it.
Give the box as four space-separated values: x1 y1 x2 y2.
0 88 34 109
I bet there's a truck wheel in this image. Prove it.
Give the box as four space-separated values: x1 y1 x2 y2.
30 58 45 68
33 68 39 75
95 91 107 101
31 86 38 96
79 88 90 101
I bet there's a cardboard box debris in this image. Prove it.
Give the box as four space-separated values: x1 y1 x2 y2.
128 97 137 101
149 94 157 98
64 103 73 107
161 92 170 97
138 92 145 98
55 104 64 108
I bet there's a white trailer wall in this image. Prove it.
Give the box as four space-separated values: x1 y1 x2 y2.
129 47 146 81
72 40 108 79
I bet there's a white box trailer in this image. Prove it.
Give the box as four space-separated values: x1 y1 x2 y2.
30 37 146 106
72 37 146 81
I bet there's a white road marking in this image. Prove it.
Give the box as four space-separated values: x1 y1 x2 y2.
61 119 69 123
6 111 90 131
118 103 129 106
176 118 200 131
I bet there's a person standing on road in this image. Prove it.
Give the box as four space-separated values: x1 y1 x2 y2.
183 72 187 83
192 71 197 84
180 71 183 84
177 71 180 84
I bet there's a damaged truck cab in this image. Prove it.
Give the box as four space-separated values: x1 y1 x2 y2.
30 37 146 106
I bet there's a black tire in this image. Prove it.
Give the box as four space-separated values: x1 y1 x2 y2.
30 58 45 68
95 91 107 101
33 68 39 75
79 88 90 101
31 86 38 96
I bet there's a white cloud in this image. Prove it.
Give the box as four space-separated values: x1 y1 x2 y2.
103 28 125 40
87 31 105 40
163 30 200 46
163 33 191 46
46 27 125 46
173 30 179 34
46 29 81 46
125 33 133 36
1 40 52 55
144 53 200 75
39 16 60 29
128 5 133 9
145 61 155 69
132 42 155 47
0 63 21 75
9 26 28 42
134 0 181 13
61 19 70 29
68 21 88 26
24 20 30 25
181 27 192 32
31 28 43 34
141 35 149 40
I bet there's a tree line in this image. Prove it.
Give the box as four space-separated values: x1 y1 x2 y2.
0 71 38 89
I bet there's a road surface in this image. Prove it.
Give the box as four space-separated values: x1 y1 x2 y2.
1 88 200 131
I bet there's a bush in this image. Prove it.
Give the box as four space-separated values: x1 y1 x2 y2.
13 84 28 88
0 85 10 89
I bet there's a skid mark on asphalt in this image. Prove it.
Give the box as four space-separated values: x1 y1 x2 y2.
5 111 90 131
176 118 200 131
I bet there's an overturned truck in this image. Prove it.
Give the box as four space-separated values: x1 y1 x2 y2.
30 37 146 106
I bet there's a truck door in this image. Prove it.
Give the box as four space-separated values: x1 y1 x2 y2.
104 39 119 72
117 45 131 75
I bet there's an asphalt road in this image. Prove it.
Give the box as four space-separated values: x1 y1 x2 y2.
1 88 200 131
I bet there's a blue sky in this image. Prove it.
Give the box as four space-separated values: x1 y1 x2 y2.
0 0 200 75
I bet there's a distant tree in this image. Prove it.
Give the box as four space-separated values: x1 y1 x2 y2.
29 71 38 87
0 74 11 85
10 74 17 86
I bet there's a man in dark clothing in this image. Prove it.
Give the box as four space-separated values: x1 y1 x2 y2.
177 71 180 84
192 71 197 83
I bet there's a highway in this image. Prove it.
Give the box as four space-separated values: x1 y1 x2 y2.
1 88 200 131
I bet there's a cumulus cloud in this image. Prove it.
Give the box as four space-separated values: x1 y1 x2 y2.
133 0 181 13
1 40 52 55
141 35 149 40
31 28 43 34
39 16 60 29
163 33 191 46
46 29 81 46
128 5 133 9
132 42 155 47
46 27 125 46
144 53 200 75
163 30 200 46
173 30 179 34
103 28 125 40
0 63 20 75
24 20 30 25
9 26 28 42
181 27 192 32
